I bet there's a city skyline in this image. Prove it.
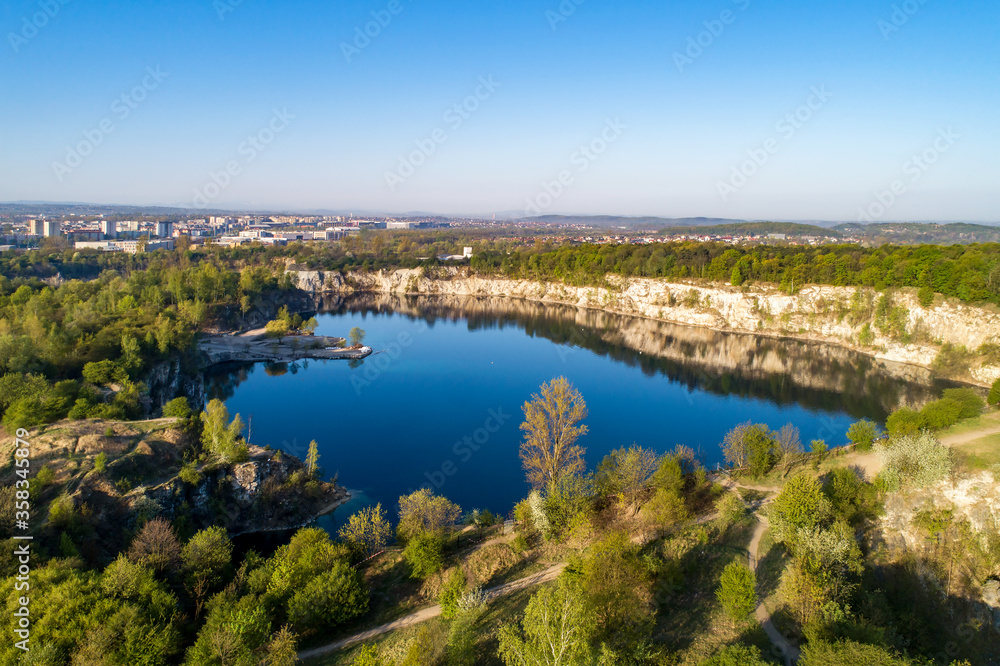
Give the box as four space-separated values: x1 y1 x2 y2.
1 0 998 221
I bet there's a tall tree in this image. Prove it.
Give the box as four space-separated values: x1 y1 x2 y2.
306 439 320 478
497 579 596 666
519 377 589 489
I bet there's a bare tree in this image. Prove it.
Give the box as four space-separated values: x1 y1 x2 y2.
519 376 588 489
127 517 181 574
775 423 804 477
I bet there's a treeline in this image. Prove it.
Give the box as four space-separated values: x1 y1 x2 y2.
0 246 295 431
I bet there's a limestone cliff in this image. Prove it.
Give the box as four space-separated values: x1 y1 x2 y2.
291 267 1000 387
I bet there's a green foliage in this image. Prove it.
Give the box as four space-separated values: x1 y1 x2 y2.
338 502 393 558
722 422 778 478
919 397 964 429
917 286 935 307
199 398 248 462
348 326 366 346
990 377 1000 407
716 561 757 623
940 388 984 419
497 579 597 666
846 419 881 452
397 488 462 541
265 318 290 339
595 445 658 509
286 560 368 634
822 468 878 526
404 532 444 578
178 462 202 485
439 567 467 619
94 452 108 474
770 474 831 546
885 407 925 437
182 525 233 590
876 432 952 492
82 359 126 386
543 472 594 537
799 639 915 665
162 396 191 419
306 439 320 477
932 343 973 376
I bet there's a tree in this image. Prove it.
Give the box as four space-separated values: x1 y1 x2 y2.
306 439 320 477
595 445 658 512
876 431 952 492
338 503 393 557
265 319 290 340
497 579 596 666
128 517 181 574
716 561 757 623
519 377 589 489
846 419 880 452
302 316 319 334
730 266 743 286
286 560 368 634
990 377 1000 407
403 532 444 578
942 388 984 419
770 473 831 547
199 399 247 462
701 645 772 666
182 526 233 616
397 488 462 541
774 423 804 473
885 407 924 437
162 396 191 419
348 327 366 346
94 452 108 473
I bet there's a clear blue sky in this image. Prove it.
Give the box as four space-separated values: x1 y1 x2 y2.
1 0 997 220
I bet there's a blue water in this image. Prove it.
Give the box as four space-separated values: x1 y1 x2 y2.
209 300 905 527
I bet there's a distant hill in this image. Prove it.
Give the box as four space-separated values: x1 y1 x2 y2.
835 222 1000 245
523 215 750 229
661 221 843 238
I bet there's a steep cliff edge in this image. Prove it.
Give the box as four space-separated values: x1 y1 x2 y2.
290 267 1000 386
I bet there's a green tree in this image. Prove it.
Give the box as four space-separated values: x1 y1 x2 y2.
700 645 772 666
286 560 368 634
885 407 925 437
265 318 290 340
595 445 658 512
941 388 984 419
162 396 191 419
716 561 757 623
338 503 393 557
730 266 743 286
94 452 108 474
846 419 880 452
519 376 589 489
348 326 366 346
306 439 320 477
199 399 247 462
497 579 596 666
770 473 831 547
182 526 233 616
403 532 444 578
990 377 1000 407
397 488 462 541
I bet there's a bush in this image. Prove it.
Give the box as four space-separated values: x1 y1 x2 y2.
846 419 881 452
716 561 757 622
990 378 1000 407
885 407 924 437
94 452 107 474
439 568 466 619
932 343 973 376
404 532 444 578
162 397 191 419
941 388 984 419
876 431 952 492
286 561 368 634
917 286 935 308
717 492 747 526
919 398 964 430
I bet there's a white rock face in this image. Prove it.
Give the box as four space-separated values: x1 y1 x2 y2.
290 268 1000 386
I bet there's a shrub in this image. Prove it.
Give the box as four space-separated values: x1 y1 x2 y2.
919 398 964 430
716 561 757 622
876 431 952 492
917 286 935 307
339 503 393 558
162 397 191 419
990 378 1000 407
941 388 984 419
397 488 462 541
717 492 747 526
439 568 467 619
178 463 202 486
932 343 973 376
286 561 368 634
404 532 444 578
94 452 107 474
885 407 925 437
846 419 881 452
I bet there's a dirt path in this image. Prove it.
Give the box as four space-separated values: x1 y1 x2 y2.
748 514 800 666
297 563 567 661
940 422 1000 447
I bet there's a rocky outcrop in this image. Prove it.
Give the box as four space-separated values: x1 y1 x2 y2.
292 267 1000 386
146 357 208 413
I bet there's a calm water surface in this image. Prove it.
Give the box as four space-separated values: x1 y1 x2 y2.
209 295 951 529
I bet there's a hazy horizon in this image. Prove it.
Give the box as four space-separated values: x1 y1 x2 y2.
2 0 998 222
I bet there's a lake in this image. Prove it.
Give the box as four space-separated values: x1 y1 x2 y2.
208 293 953 529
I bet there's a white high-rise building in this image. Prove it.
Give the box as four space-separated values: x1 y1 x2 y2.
42 220 61 237
29 219 44 236
100 219 117 238
155 221 174 238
